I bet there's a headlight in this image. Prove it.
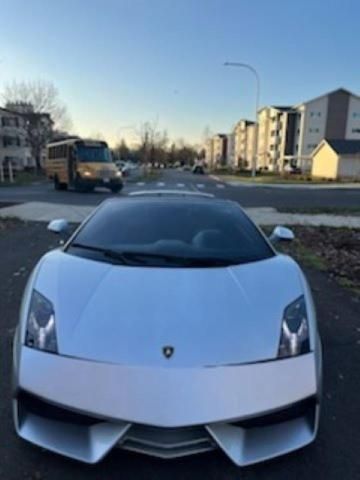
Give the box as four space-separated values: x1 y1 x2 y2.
115 170 122 177
278 295 310 358
82 170 92 177
25 290 58 353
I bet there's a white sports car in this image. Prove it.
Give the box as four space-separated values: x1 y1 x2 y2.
13 191 322 466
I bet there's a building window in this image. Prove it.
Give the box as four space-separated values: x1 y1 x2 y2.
1 116 20 127
352 112 360 118
352 128 360 133
307 143 318 149
3 136 21 147
309 128 320 133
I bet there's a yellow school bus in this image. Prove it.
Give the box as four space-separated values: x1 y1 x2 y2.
45 138 123 192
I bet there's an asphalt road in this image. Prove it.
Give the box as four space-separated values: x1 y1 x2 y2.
1 169 360 208
1 221 360 479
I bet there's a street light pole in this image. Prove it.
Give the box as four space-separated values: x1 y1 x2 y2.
224 62 260 177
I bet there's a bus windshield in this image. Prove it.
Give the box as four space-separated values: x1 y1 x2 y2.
76 145 112 163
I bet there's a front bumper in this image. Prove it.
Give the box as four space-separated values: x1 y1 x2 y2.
78 177 123 188
14 348 320 465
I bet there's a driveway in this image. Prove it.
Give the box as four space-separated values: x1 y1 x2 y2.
0 220 359 479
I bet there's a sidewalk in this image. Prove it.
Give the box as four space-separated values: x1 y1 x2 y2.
227 181 360 189
210 174 360 189
1 201 360 227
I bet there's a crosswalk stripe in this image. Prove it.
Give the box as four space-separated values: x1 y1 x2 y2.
216 184 225 189
157 182 165 187
196 184 205 188
136 182 145 186
177 183 185 187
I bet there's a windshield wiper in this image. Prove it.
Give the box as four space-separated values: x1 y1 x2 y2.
70 243 238 267
70 243 133 265
104 251 236 267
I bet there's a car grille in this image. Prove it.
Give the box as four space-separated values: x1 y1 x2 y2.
120 424 216 458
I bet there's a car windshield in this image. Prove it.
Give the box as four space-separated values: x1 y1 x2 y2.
69 199 274 267
76 145 112 163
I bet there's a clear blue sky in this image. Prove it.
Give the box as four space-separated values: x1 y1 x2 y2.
0 0 359 146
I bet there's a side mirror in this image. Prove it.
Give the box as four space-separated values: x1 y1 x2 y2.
47 219 69 235
269 226 295 244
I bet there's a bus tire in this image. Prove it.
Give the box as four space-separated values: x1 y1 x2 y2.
54 176 68 191
54 176 61 190
110 185 123 194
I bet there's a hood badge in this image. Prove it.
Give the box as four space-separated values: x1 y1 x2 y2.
163 346 174 359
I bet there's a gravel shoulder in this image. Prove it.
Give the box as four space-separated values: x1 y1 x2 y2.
0 221 360 479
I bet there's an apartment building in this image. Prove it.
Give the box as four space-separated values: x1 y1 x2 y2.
226 132 235 166
257 106 297 171
233 119 256 169
246 122 257 169
257 88 360 172
212 134 228 166
204 137 214 167
0 107 32 170
294 88 360 170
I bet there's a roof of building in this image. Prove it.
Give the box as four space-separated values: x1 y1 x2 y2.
296 87 359 108
271 106 294 111
0 106 23 116
257 105 295 114
326 139 360 155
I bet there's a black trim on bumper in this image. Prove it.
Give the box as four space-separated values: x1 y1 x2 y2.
17 390 100 426
230 396 317 429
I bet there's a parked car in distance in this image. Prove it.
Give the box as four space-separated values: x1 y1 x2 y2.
115 160 138 176
284 163 302 174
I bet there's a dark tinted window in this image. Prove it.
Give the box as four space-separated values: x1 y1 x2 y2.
76 145 111 163
70 199 274 267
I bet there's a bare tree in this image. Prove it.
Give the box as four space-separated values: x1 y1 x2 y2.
137 121 168 164
114 138 130 160
2 80 72 131
2 80 72 169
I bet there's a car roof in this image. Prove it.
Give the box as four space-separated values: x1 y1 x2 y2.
101 191 239 209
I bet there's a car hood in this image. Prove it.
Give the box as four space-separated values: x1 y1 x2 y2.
33 250 303 367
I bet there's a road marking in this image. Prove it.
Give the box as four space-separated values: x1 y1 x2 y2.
196 184 205 188
216 183 225 189
157 182 165 187
136 182 145 186
177 183 185 187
